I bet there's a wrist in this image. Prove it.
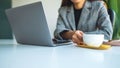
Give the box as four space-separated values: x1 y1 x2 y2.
61 30 75 40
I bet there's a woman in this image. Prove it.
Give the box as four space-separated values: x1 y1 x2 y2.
54 0 113 45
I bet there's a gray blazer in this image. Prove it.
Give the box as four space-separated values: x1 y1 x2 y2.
54 1 113 40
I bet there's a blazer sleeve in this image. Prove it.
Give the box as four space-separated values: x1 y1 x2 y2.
54 7 70 40
85 2 113 40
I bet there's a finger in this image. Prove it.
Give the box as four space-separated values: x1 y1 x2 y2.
75 31 83 41
72 35 78 43
79 31 84 35
72 35 82 44
76 30 84 35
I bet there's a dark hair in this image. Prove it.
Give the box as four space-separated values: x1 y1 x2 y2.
61 0 73 7
61 0 103 7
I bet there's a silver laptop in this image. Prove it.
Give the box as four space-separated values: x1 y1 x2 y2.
6 1 72 46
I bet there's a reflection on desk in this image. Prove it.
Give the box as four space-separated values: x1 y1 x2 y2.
0 39 120 68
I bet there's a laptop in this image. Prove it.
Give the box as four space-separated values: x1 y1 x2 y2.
6 1 72 46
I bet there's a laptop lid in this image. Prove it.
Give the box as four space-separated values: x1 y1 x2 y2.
6 1 56 46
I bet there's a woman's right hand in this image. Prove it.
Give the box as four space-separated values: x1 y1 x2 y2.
72 30 84 45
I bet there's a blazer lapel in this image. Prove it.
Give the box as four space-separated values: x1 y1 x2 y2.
66 6 76 30
77 1 92 30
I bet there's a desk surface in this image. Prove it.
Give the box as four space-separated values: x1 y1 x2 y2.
0 39 120 68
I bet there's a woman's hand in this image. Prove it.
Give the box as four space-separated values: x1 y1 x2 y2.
60 30 84 45
72 30 84 45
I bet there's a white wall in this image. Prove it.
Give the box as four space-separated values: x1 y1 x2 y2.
12 0 61 38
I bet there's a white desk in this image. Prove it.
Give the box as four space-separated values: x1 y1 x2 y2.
0 39 120 68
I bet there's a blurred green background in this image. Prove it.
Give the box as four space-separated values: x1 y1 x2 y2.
0 0 13 39
104 0 120 40
110 0 120 40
